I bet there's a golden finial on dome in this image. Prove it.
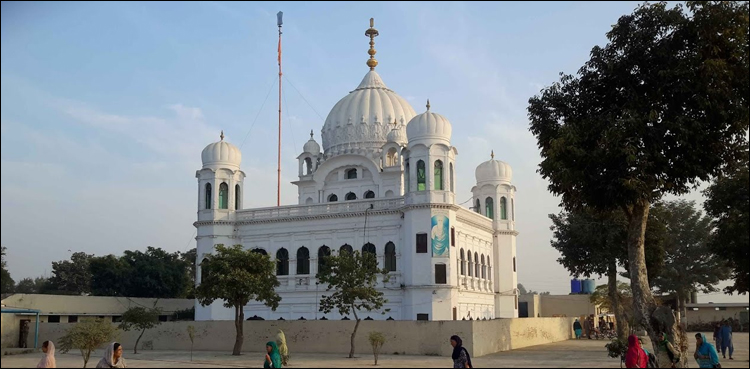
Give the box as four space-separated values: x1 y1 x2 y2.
220 130 225 141
491 150 495 159
365 18 379 70
426 99 431 111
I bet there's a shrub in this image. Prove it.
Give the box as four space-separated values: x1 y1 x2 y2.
368 331 386 365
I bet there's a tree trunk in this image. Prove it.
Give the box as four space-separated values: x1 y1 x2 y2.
625 199 656 330
82 349 89 368
349 306 360 358
232 304 244 356
676 292 687 330
608 260 629 341
625 200 687 367
134 328 146 354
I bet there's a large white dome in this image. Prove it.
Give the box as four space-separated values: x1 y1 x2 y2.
475 153 512 184
201 132 241 170
406 101 452 146
321 70 416 157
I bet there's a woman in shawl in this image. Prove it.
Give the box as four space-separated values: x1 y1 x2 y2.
693 333 720 368
264 341 282 368
712 323 722 350
573 319 583 339
37 340 56 368
96 342 126 368
655 332 680 368
719 321 733 360
450 335 472 368
625 335 648 368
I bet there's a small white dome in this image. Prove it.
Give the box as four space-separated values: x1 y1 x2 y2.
386 124 407 145
201 131 241 170
406 100 452 145
303 130 321 155
475 152 512 184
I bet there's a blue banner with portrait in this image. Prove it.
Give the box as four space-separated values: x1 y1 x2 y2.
431 212 449 257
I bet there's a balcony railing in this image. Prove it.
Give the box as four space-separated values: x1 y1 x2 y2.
236 197 405 222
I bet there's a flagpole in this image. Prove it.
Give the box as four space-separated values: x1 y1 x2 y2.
276 11 283 207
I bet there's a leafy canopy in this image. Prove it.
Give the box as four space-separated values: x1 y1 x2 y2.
58 318 118 368
316 250 390 318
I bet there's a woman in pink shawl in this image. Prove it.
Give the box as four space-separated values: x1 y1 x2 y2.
37 340 56 368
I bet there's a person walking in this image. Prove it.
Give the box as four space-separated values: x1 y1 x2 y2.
719 321 734 360
263 341 282 368
96 342 126 368
625 335 649 368
712 323 722 351
450 335 472 368
36 341 56 368
573 319 583 339
694 333 720 369
655 332 680 368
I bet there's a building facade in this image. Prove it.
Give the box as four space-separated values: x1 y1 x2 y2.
195 20 519 321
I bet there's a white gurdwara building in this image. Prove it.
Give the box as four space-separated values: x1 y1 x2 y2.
194 20 518 321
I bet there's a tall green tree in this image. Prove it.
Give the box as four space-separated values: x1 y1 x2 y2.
181 248 197 299
49 252 94 295
317 250 389 358
1 246 14 294
195 244 280 356
119 305 162 354
703 153 749 295
549 205 665 339
14 276 51 294
528 0 748 352
89 255 128 296
120 247 189 298
652 200 730 323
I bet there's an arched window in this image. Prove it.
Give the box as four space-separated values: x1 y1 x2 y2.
474 253 479 278
434 160 444 190
362 243 376 256
511 198 515 221
252 248 267 256
417 160 426 191
346 168 357 179
485 197 494 219
364 190 375 199
387 148 398 167
450 163 454 192
304 158 313 175
460 249 465 276
318 246 331 272
384 242 396 272
200 258 208 283
328 194 338 202
500 197 508 220
404 161 410 192
340 244 353 255
219 183 229 209
487 258 491 281
234 184 241 210
481 254 486 279
205 183 212 209
467 251 473 277
345 192 357 201
276 248 289 276
474 199 480 213
296 247 310 275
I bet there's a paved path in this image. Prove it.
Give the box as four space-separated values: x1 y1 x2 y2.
2 333 747 368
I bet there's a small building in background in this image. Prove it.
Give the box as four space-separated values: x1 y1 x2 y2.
1 294 194 349
685 302 749 331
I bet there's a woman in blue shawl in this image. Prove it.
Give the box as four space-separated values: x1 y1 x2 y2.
264 341 282 368
693 333 720 368
719 320 734 360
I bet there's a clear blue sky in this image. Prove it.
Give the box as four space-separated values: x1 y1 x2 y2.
1 1 744 303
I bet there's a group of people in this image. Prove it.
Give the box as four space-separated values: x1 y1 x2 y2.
573 316 614 339
624 321 736 369
35 341 125 368
712 320 734 361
